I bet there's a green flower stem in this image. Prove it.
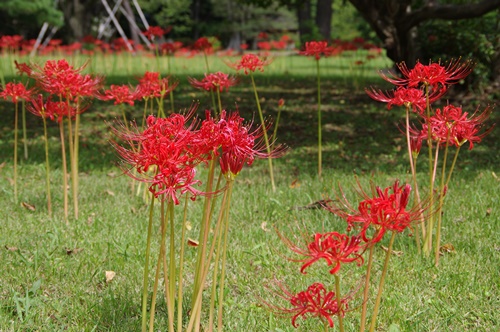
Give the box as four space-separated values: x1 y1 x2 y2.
369 232 396 332
73 99 81 220
359 245 375 332
435 144 461 266
191 157 217 323
59 119 69 223
334 275 345 332
203 52 210 72
149 198 172 332
169 90 175 114
210 90 217 115
187 185 230 332
177 195 190 332
316 59 322 178
271 104 283 147
404 107 423 251
249 73 276 192
216 89 223 116
142 98 149 129
13 101 19 203
66 114 76 221
168 199 176 327
424 84 435 255
22 99 28 159
141 193 156 332
42 115 52 216
324 321 329 332
217 180 235 331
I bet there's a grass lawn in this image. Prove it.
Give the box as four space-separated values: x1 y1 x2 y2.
0 53 499 331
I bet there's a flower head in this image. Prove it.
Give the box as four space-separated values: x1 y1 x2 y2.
380 59 474 90
143 26 166 40
135 72 178 99
366 86 445 115
228 53 272 75
188 72 239 92
279 231 364 275
266 281 350 328
325 180 425 244
299 41 336 60
192 37 213 53
0 82 35 102
109 106 208 204
101 84 137 105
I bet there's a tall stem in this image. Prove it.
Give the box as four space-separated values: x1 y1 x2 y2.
73 99 81 220
316 59 322 178
369 232 396 332
359 245 375 332
168 200 176 326
141 193 156 332
42 116 52 215
334 275 345 332
59 120 69 223
21 99 28 160
249 73 276 192
217 180 234 331
424 84 434 255
177 196 190 332
13 102 19 203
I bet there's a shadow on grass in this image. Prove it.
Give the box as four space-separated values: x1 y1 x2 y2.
0 74 498 177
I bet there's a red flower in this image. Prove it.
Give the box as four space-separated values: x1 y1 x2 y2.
101 84 137 106
266 281 349 328
217 111 286 178
22 59 102 100
135 72 178 99
143 26 166 40
325 180 425 244
280 231 364 275
0 82 34 102
366 86 445 115
228 54 272 74
188 72 239 92
381 59 474 89
192 37 213 53
428 104 494 149
299 41 335 60
109 107 208 204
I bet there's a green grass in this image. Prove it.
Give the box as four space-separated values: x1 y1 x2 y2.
0 53 499 331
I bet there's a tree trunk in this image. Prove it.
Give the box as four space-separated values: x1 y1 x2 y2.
297 0 313 44
123 0 140 45
315 0 333 41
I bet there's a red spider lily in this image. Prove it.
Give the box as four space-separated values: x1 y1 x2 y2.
266 281 349 328
21 59 103 100
366 86 445 115
428 104 494 149
228 53 272 75
27 98 81 123
406 122 428 155
279 231 364 275
299 41 336 60
14 61 33 76
109 107 209 204
101 84 137 106
192 37 213 53
188 72 239 92
143 26 166 40
0 82 35 102
159 41 183 55
325 180 425 244
380 59 474 90
135 71 178 99
217 111 287 178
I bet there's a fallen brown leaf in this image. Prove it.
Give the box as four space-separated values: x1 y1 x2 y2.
105 271 116 283
0 162 5 170
290 179 300 188
66 248 84 255
106 190 115 196
486 208 492 217
261 222 270 232
187 238 199 247
439 243 456 255
5 245 18 251
381 245 404 257
21 202 36 211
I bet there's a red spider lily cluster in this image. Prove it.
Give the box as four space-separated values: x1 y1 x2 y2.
367 59 494 264
267 281 350 328
270 180 426 329
228 53 272 74
110 107 286 204
188 72 239 92
0 82 34 102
